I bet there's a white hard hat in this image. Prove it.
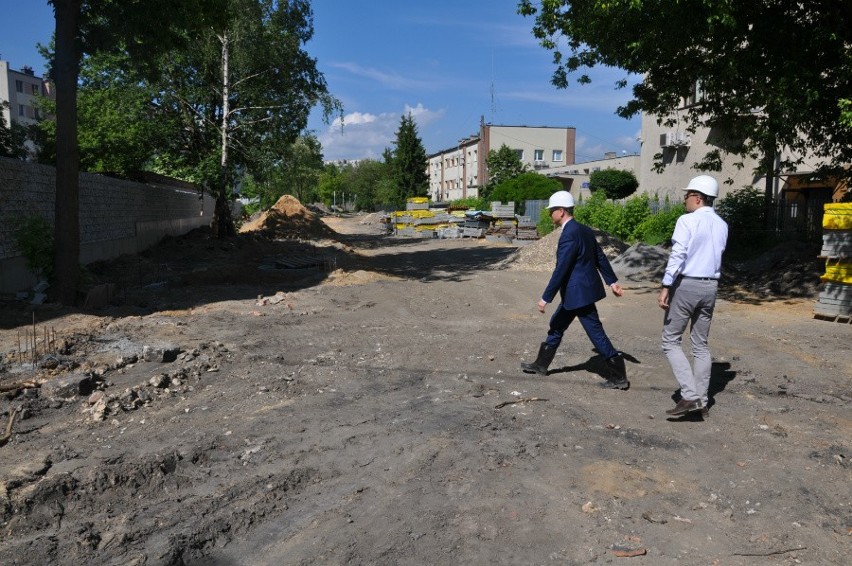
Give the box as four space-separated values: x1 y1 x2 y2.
547 190 575 209
683 175 719 198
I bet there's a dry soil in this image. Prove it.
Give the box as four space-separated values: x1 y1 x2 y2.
0 208 849 566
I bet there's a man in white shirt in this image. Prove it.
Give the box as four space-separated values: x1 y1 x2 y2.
658 175 729 418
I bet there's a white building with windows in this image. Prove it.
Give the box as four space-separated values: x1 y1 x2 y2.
636 81 847 206
0 60 52 129
427 121 576 202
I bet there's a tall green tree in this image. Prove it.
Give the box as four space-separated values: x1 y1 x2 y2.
518 0 852 203
0 104 28 159
47 0 227 304
75 51 167 173
240 134 324 209
147 0 341 237
484 144 527 198
489 171 560 211
389 113 428 202
316 163 346 207
345 160 386 211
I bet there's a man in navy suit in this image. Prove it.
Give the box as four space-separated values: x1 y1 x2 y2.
521 190 629 389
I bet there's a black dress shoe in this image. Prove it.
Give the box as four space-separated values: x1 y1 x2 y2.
599 378 629 390
665 398 702 416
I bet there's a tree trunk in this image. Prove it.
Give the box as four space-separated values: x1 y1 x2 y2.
52 0 82 305
763 143 777 232
214 30 235 238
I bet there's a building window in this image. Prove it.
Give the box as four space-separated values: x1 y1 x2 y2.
534 149 544 161
18 104 26 116
31 83 40 95
15 80 24 93
552 150 563 162
684 80 704 107
513 149 524 160
34 108 41 120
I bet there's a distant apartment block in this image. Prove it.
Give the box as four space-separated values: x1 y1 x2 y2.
0 60 53 159
427 121 576 202
0 60 53 128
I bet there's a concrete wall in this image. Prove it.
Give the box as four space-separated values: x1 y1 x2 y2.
0 157 214 292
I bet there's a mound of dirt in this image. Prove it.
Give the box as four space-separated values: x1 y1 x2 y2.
722 241 824 300
610 243 669 283
502 226 630 272
240 195 338 241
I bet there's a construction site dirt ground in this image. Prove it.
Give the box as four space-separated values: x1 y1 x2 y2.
0 211 850 565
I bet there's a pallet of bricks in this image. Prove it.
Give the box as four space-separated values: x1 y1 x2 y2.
486 201 517 242
514 215 538 241
814 202 852 323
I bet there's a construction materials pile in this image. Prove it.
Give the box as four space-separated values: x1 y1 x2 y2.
814 202 852 322
391 199 539 243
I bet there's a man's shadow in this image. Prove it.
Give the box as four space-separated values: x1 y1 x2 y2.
549 349 641 388
669 361 736 421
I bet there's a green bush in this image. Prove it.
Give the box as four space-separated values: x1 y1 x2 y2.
589 169 639 200
633 203 684 245
715 185 769 255
14 215 55 281
716 186 765 233
611 193 651 240
537 205 555 236
490 172 561 214
537 191 686 245
449 196 488 210
574 190 617 233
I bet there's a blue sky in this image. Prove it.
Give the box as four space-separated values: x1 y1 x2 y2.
1 0 642 163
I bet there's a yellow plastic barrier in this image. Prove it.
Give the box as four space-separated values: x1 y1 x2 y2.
407 197 430 204
823 203 852 230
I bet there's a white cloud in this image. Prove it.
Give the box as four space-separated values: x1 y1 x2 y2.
330 62 440 91
318 103 445 161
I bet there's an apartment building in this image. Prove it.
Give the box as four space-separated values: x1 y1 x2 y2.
636 85 846 204
0 60 52 128
427 121 576 202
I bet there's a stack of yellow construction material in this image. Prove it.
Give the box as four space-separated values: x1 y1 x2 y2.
391 206 456 236
405 197 430 211
815 203 852 321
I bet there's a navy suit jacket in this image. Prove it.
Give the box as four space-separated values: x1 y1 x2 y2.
541 219 618 311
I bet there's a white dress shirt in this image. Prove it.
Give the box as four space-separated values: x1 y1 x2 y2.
662 206 728 286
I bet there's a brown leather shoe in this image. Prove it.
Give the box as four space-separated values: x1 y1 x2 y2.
665 398 702 416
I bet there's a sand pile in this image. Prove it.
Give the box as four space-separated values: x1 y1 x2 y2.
240 195 338 240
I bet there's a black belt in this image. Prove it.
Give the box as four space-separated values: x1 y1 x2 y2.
680 275 717 281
